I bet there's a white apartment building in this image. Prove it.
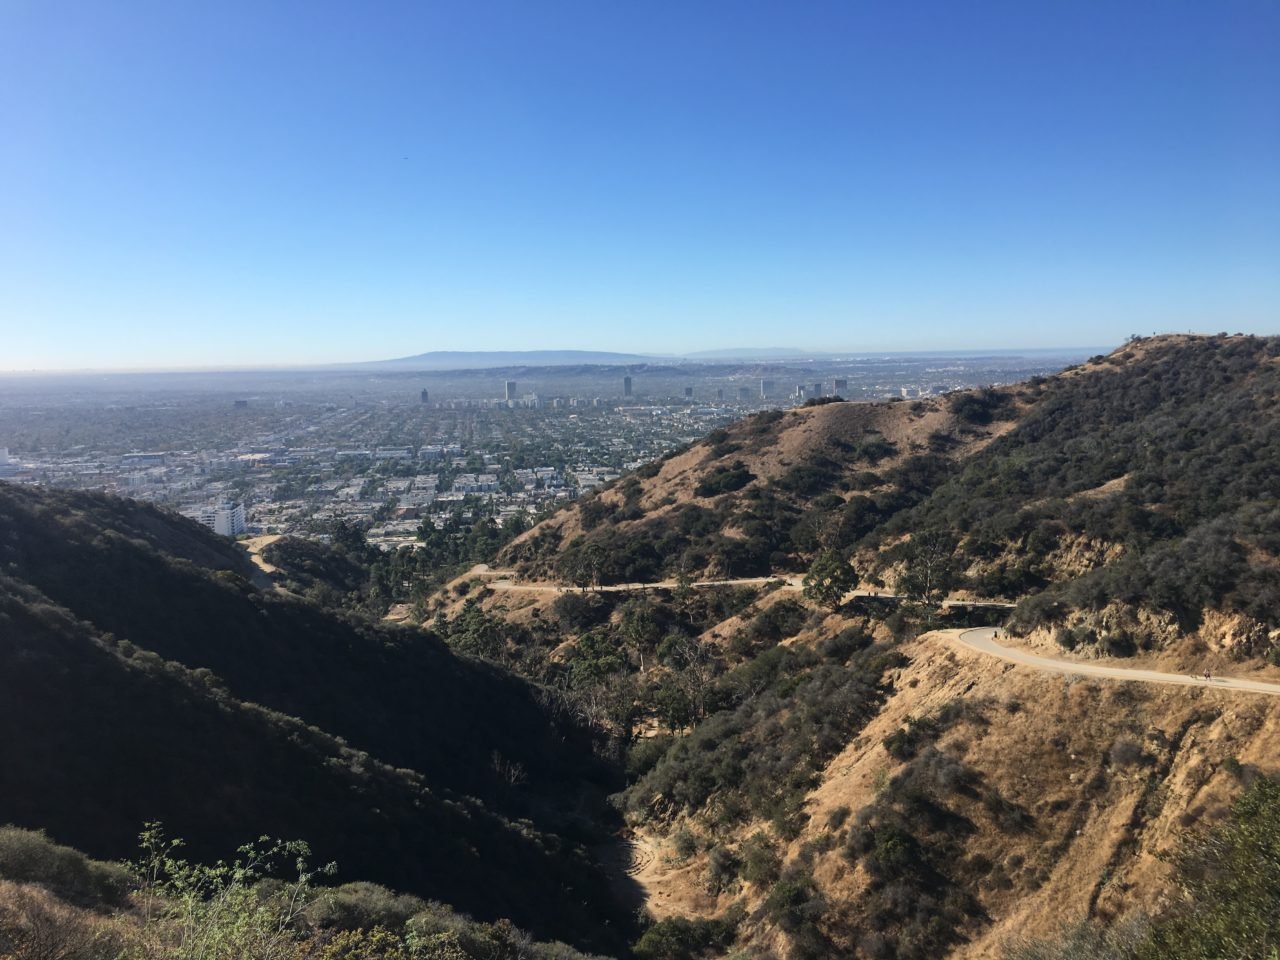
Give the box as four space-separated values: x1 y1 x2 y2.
185 501 247 537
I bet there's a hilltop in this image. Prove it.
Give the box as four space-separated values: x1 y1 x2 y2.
500 388 1020 584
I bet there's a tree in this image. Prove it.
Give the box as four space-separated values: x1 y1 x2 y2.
657 632 716 721
619 597 662 672
328 518 370 557
504 510 530 537
803 549 856 611
896 532 959 613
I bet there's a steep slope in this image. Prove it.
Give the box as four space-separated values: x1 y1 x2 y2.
0 487 631 951
895 335 1280 661
0 485 612 827
622 621 1280 959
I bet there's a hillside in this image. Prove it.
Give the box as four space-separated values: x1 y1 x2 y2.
0 486 631 951
501 334 1280 665
501 386 1025 585
429 334 1280 958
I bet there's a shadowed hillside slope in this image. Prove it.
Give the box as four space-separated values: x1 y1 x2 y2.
0 484 613 824
0 486 631 952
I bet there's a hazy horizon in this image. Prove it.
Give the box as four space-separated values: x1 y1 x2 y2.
0 341 1111 376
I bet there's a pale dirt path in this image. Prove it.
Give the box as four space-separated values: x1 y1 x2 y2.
463 563 1020 607
474 569 1015 609
463 562 805 594
486 575 804 594
239 534 286 592
952 627 1280 697
241 534 282 574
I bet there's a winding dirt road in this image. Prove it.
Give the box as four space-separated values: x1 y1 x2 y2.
466 565 1014 609
953 627 1280 697
489 575 803 594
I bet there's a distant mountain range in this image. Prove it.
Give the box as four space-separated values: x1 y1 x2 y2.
364 349 663 370
365 348 833 370
681 347 813 360
358 345 1101 371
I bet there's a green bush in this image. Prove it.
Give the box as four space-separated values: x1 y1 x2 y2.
763 867 825 933
626 735 676 780
705 845 740 893
1136 776 1280 959
309 881 427 931
0 826 131 908
633 912 739 960
694 462 754 498
739 834 780 886
672 829 698 861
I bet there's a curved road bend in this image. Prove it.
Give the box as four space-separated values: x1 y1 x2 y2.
954 628 1280 697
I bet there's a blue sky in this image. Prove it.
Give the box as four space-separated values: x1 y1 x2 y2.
2 1 1277 370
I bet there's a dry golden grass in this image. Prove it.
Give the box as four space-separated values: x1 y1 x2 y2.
0 881 122 960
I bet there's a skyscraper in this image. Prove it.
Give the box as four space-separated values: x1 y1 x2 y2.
760 379 775 399
623 376 633 397
504 381 517 401
420 388 429 404
833 378 848 394
684 386 694 398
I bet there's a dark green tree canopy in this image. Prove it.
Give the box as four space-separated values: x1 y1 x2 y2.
803 549 857 611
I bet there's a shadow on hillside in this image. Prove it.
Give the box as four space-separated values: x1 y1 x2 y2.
595 833 650 917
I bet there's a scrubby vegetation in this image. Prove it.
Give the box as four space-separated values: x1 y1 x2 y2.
843 747 987 958
625 639 902 832
894 336 1280 648
632 909 742 960
267 506 530 615
0 825 609 960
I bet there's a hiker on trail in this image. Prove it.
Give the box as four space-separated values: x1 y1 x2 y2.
1204 669 1212 682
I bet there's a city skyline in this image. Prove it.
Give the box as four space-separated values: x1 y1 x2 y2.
3 2 1277 370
